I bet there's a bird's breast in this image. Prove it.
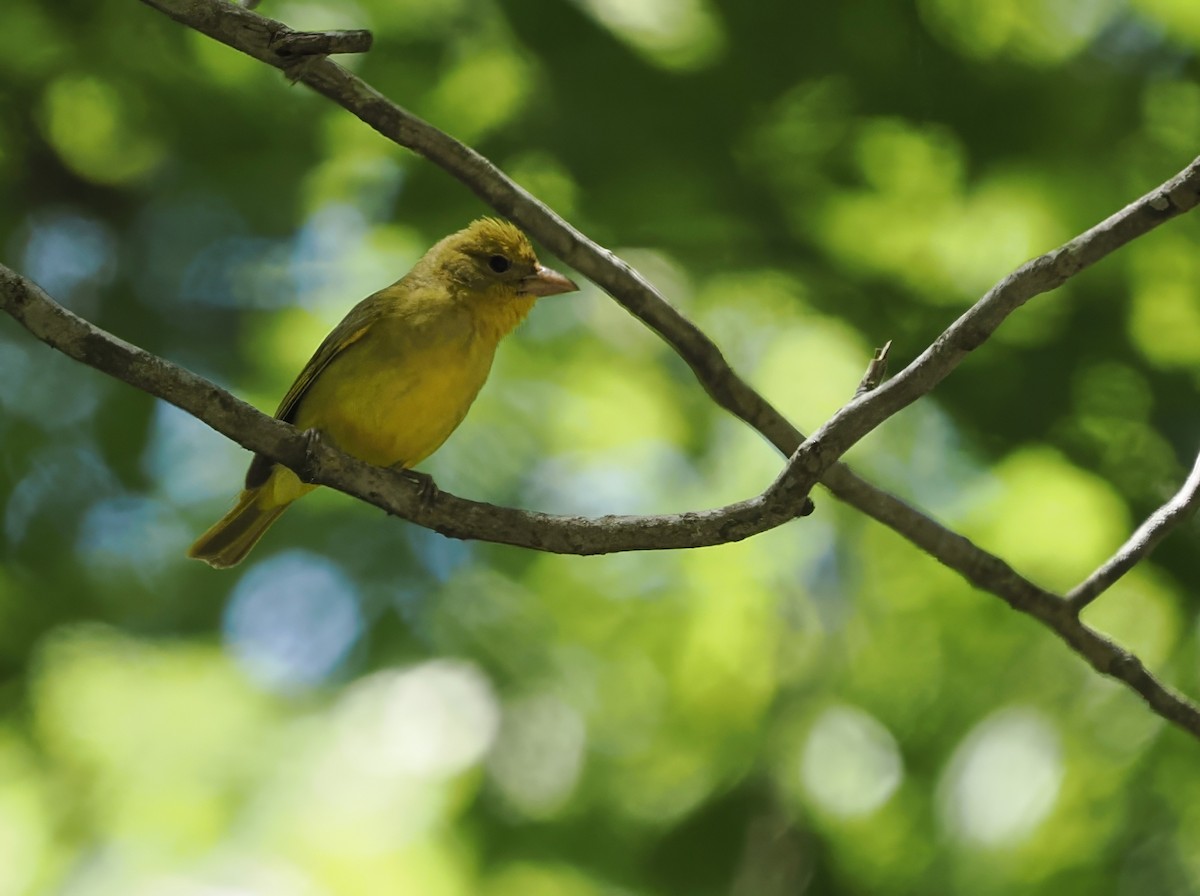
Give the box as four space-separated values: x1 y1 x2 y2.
294 319 496 469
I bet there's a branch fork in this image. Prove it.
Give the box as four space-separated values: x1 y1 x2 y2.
4 0 1199 741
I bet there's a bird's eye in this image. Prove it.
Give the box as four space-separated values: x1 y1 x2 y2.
488 254 511 274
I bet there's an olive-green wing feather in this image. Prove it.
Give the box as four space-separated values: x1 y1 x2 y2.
272 306 383 424
244 294 389 489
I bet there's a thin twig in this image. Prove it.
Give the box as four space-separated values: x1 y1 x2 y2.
855 341 892 397
12 254 1200 741
768 161 1200 501
20 0 1186 741
133 0 1200 588
1067 449 1200 611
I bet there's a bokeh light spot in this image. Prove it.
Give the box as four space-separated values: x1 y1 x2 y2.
1130 280 1200 367
964 447 1128 590
223 552 364 693
20 208 116 313
488 694 586 818
0 340 105 432
5 446 115 546
573 0 724 69
0 732 52 896
1130 0 1200 45
801 705 904 818
939 707 1063 847
76 495 191 578
427 49 531 142
333 660 500 780
144 403 247 507
919 0 1120 64
39 74 164 184
1083 570 1182 668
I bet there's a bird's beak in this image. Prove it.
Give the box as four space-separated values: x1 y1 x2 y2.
522 265 578 297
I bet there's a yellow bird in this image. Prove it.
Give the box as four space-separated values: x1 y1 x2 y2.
189 218 578 568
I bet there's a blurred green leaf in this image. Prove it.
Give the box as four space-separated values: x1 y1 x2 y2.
3 0 1200 893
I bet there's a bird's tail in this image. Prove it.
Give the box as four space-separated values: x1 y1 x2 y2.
188 488 289 569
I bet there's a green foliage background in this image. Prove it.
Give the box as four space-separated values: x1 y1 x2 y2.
3 0 1200 893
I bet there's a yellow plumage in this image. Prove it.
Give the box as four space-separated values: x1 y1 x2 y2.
188 218 577 568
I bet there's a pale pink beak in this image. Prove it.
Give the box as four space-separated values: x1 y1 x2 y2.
522 264 578 297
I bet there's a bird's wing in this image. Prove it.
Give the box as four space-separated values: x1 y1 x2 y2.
273 306 381 425
243 296 384 489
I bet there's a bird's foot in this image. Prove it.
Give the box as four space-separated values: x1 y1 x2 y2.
280 55 322 85
299 428 327 483
392 465 439 508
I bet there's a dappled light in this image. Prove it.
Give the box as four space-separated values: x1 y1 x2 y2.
487 693 587 818
938 708 1063 847
223 551 364 692
801 705 904 818
964 447 1130 589
19 209 116 314
38 74 165 185
3 0 1200 893
573 0 725 69
78 495 192 580
919 0 1121 65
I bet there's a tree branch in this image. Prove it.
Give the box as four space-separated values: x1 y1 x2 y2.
0 264 809 554
136 0 1200 587
8 0 1184 741
135 0 1200 595
854 341 892 397
10 254 1199 739
768 159 1200 500
1067 448 1200 611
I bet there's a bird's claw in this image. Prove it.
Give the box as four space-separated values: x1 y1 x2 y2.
299 428 326 483
392 466 439 508
281 55 321 85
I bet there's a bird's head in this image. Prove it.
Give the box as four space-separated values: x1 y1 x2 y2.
431 218 578 303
